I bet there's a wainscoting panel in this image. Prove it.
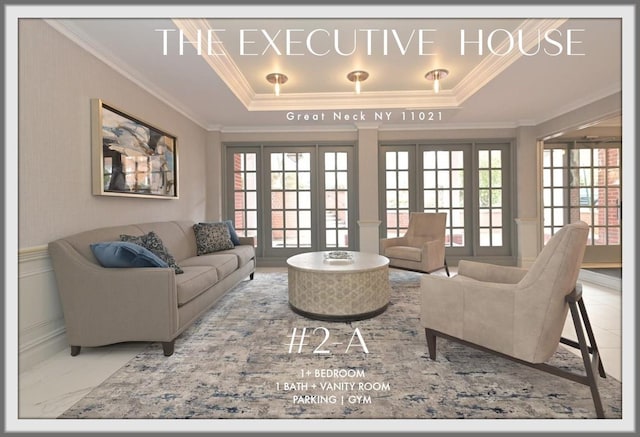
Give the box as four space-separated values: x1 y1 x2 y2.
18 246 68 372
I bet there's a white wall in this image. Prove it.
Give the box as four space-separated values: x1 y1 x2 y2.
18 20 209 369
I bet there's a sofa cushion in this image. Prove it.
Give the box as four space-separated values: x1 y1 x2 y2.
181 254 239 280
216 245 255 267
175 266 219 306
193 222 235 255
90 241 169 268
385 246 422 262
120 231 184 274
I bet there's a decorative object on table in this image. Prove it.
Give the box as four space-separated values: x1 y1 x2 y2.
323 250 354 263
91 99 178 199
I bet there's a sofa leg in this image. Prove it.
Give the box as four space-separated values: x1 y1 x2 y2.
250 272 255 280
70 345 81 356
425 329 437 360
444 259 450 277
162 341 175 356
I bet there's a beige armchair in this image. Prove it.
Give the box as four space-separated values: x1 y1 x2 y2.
420 222 607 418
380 212 449 275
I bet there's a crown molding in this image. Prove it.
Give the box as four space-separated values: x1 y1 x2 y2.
453 18 568 104
172 19 255 108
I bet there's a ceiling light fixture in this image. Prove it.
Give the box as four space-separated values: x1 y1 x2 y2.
347 70 369 94
425 69 449 94
266 73 288 96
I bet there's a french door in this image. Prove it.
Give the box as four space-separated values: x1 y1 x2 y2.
542 140 622 264
227 144 356 259
380 142 512 258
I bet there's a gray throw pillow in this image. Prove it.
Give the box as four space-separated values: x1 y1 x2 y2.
193 222 235 255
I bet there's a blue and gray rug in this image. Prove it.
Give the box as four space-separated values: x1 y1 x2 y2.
60 271 622 419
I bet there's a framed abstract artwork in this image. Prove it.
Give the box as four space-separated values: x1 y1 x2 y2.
91 99 178 198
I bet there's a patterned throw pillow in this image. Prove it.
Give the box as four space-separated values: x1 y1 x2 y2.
193 222 235 255
120 231 184 274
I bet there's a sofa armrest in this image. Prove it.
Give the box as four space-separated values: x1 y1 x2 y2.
49 240 179 346
238 236 255 246
458 260 528 284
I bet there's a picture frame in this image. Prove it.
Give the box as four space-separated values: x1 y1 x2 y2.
91 99 178 199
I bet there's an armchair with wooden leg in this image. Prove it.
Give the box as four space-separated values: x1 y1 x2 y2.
381 212 449 276
420 222 608 418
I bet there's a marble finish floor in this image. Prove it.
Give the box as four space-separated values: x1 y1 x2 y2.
18 267 623 419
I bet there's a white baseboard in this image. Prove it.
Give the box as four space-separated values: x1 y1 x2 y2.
579 269 621 291
19 324 68 372
18 246 68 371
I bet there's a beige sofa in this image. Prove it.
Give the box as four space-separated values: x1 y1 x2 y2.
48 220 256 356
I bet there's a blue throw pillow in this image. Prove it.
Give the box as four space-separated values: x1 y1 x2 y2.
224 220 241 246
90 241 169 268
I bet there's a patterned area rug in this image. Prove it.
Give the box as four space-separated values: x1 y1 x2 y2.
60 271 622 419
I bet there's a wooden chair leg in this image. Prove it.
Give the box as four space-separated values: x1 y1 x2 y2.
162 341 175 356
425 328 437 360
578 298 606 378
568 296 605 418
444 259 450 277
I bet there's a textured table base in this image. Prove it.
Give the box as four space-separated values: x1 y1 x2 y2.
288 266 391 321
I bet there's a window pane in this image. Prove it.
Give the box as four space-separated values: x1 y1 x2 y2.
423 151 436 169
491 189 502 207
246 172 256 190
386 152 397 170
325 173 336 189
478 150 489 168
424 190 436 208
437 170 450 188
479 209 490 227
299 211 311 228
552 149 565 167
284 172 297 189
452 209 464 227
271 173 283 189
398 171 409 189
299 192 311 209
386 191 397 207
285 211 298 228
337 191 348 207
492 229 503 246
479 228 491 246
479 170 490 188
325 153 335 170
451 151 464 168
398 190 409 208
325 192 336 209
326 230 336 247
424 170 436 189
285 191 297 209
491 170 502 187
299 172 311 190
398 152 409 169
337 172 348 189
337 152 348 170
246 191 257 209
271 153 283 171
451 170 464 188
300 231 311 247
437 151 449 168
452 190 464 207
246 153 256 171
386 171 397 189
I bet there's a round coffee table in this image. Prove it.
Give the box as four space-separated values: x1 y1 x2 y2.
286 251 391 321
